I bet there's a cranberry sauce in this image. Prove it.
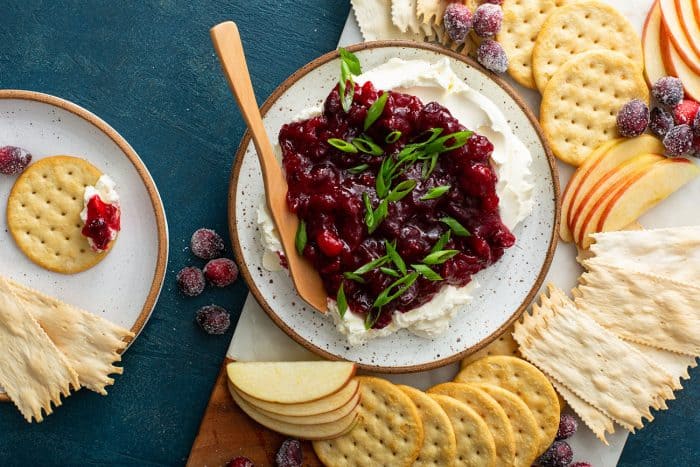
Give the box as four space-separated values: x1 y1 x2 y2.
279 81 515 328
82 195 120 251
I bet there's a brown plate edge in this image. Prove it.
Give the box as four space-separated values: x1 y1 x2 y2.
227 40 561 374
0 89 169 400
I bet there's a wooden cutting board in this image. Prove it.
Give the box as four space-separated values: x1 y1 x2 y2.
187 358 323 466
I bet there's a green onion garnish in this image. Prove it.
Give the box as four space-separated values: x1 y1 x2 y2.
384 240 406 275
373 272 419 308
385 130 402 143
422 249 460 265
337 282 348 318
440 217 471 237
364 92 388 130
352 136 383 156
430 230 452 254
348 163 369 174
420 185 451 201
387 179 417 202
328 138 358 153
424 130 473 154
412 264 443 281
295 220 307 255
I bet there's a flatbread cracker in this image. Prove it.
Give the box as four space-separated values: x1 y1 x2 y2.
550 380 615 444
575 265 700 356
7 156 112 274
472 383 540 467
398 385 457 467
532 1 643 92
427 383 515 466
353 0 426 41
540 50 649 165
461 326 519 369
516 287 678 429
455 356 560 454
428 394 496 467
626 341 697 385
313 376 423 467
0 277 79 422
392 0 434 37
5 277 134 394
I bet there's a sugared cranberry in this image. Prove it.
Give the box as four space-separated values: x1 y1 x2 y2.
195 305 231 335
275 439 302 467
556 413 578 440
652 77 684 107
663 124 693 157
472 4 503 38
477 40 508 73
483 0 504 3
203 258 239 287
190 228 225 259
443 3 473 44
227 456 254 467
693 108 700 136
672 99 700 125
616 99 649 137
569 463 592 467
537 440 573 467
649 107 675 137
176 266 205 297
0 146 32 175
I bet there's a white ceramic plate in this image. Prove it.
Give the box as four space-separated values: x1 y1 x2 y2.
0 90 168 397
229 43 558 372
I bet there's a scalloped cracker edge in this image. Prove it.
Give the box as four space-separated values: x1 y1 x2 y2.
352 0 427 41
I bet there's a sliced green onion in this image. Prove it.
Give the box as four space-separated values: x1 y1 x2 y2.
412 264 443 281
364 92 388 130
430 230 452 254
348 163 369 174
421 153 439 180
368 199 389 234
376 157 394 199
339 60 354 113
338 47 362 75
343 272 366 283
422 249 459 265
328 138 358 153
440 217 471 237
364 309 381 329
362 192 374 228
384 240 406 275
353 255 390 275
295 220 307 255
424 130 473 154
380 267 401 278
420 185 451 201
385 130 402 143
352 136 383 156
387 179 417 202
337 282 348 319
373 272 419 308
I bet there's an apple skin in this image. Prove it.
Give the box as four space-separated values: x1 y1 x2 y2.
676 0 700 57
660 22 700 101
643 0 668 87
251 389 361 425
659 0 700 75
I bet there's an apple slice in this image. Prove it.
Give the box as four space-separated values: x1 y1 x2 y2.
660 23 700 101
581 158 700 248
659 0 700 75
236 378 359 417
252 388 361 425
643 1 668 86
227 361 356 404
563 135 664 242
677 0 700 57
229 382 359 440
574 154 664 245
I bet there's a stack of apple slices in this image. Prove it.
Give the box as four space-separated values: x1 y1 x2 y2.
227 361 360 440
560 134 700 248
644 0 700 100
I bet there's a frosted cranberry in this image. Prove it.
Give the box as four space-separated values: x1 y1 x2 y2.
275 439 302 467
176 266 205 297
483 0 503 3
203 258 239 287
556 413 578 440
0 146 32 175
473 4 503 38
477 40 508 73
664 124 693 157
537 440 573 467
616 99 649 137
190 228 225 259
649 107 675 137
443 3 473 44
652 77 683 107
673 99 700 125
195 305 230 335
694 108 700 136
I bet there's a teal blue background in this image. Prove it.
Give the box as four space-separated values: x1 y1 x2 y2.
0 1 697 465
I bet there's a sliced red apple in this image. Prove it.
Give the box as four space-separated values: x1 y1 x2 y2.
252 390 361 425
574 154 664 245
581 158 700 248
643 1 668 86
660 22 700 101
677 0 700 57
659 0 700 75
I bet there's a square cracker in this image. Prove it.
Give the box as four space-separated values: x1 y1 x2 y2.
392 0 434 37
352 0 427 41
6 277 134 394
0 277 79 422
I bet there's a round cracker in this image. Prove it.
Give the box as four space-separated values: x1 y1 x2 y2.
427 394 496 467
398 385 456 467
540 49 649 166
313 376 423 467
471 383 541 467
461 326 519 369
455 356 560 455
7 156 114 274
532 1 643 92
427 383 515 467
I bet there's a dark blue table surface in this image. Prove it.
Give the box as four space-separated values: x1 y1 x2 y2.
0 1 697 465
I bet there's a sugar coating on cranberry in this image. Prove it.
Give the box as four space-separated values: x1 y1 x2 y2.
664 124 693 157
275 439 302 467
190 228 225 259
176 266 205 297
477 40 508 73
649 107 675 137
652 77 684 107
616 99 649 137
569 463 592 467
483 0 504 4
443 3 473 44
693 108 700 136
204 258 239 287
673 99 700 125
556 413 578 440
537 440 573 467
473 3 503 38
226 456 254 467
0 146 32 175
195 305 231 335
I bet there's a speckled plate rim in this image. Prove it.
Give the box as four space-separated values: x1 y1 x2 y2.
0 89 169 401
228 41 560 373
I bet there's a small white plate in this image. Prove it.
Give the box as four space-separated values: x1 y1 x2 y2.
229 43 559 372
0 90 168 398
